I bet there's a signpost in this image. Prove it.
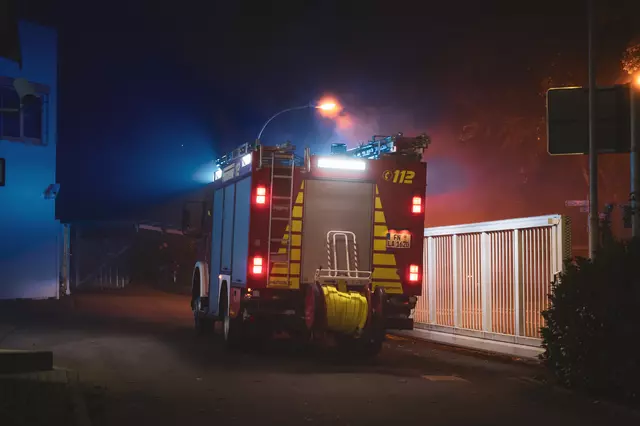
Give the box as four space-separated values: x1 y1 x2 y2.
548 82 640 248
547 85 633 155
565 200 589 207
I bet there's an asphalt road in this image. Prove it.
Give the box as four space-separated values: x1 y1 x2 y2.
0 287 638 426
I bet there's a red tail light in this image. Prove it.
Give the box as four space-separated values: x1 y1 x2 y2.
412 196 422 214
252 256 263 275
256 186 266 205
409 264 420 282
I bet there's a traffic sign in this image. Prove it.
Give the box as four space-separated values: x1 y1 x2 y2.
565 200 589 207
547 85 637 155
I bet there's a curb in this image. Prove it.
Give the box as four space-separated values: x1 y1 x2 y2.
390 330 543 365
0 349 53 374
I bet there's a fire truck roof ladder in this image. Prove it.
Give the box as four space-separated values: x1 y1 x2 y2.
264 147 296 287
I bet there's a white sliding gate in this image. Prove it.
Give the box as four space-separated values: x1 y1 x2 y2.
416 215 571 349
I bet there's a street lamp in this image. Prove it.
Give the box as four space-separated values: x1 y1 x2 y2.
256 101 338 141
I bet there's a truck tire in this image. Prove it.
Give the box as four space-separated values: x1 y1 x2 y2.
193 296 212 335
335 287 386 357
220 285 244 350
304 283 323 333
359 287 387 357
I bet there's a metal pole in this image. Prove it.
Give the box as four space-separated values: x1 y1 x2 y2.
256 104 314 141
588 0 599 258
631 83 640 238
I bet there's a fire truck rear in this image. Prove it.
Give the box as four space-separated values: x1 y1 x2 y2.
187 133 429 355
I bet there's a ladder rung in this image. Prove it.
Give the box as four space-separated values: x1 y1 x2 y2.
270 252 290 257
272 196 292 200
270 238 290 243
273 174 293 179
271 217 291 221
272 205 291 211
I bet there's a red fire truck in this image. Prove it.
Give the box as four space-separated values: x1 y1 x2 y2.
184 133 429 355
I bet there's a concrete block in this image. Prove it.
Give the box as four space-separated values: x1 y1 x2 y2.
0 349 53 374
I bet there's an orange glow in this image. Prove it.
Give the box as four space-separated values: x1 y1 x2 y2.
318 102 336 111
635 74 640 87
336 113 352 130
316 97 341 118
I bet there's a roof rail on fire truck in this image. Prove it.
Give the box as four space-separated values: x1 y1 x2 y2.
213 132 430 173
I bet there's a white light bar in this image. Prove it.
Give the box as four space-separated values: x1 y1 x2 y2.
241 153 252 167
213 168 222 182
317 157 366 171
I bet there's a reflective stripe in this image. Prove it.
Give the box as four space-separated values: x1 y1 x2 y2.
374 210 387 224
374 225 388 238
373 239 388 252
373 253 396 266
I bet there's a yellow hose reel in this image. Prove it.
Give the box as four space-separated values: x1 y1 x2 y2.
321 285 368 335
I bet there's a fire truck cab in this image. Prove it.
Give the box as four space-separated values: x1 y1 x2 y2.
185 133 429 355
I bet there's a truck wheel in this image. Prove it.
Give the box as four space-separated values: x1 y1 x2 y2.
304 283 322 332
193 296 212 335
359 287 387 357
220 286 244 349
336 287 386 357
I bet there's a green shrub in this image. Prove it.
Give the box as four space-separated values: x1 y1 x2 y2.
541 238 640 406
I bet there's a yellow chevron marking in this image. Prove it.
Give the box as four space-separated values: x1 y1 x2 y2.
292 206 303 218
269 277 299 287
271 262 301 275
374 225 388 238
291 248 301 261
282 233 302 247
373 239 388 252
269 181 304 290
372 267 401 281
374 210 386 224
372 281 403 293
372 187 401 291
373 253 397 266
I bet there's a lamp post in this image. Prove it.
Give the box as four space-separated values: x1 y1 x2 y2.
631 76 639 238
256 102 337 141
587 0 599 258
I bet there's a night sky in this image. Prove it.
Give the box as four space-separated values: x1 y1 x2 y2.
21 0 640 247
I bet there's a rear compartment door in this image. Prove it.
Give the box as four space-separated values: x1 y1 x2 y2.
301 180 374 284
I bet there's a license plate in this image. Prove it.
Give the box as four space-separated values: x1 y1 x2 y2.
386 230 411 248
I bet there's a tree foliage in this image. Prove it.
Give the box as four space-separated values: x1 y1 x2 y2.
541 238 640 406
622 42 640 76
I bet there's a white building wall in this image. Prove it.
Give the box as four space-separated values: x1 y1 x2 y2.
0 21 60 299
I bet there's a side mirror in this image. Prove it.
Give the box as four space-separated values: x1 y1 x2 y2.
182 201 206 237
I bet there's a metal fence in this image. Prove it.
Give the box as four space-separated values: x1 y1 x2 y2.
71 222 136 290
416 215 571 347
